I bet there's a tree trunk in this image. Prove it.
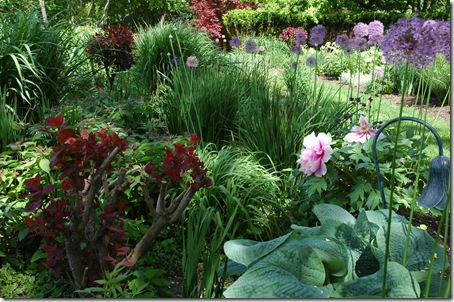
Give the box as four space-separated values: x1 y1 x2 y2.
39 0 48 25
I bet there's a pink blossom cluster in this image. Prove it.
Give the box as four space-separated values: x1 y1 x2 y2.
297 116 385 177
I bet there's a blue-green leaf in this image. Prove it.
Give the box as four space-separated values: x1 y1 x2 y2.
223 239 332 298
332 261 420 298
223 232 291 267
313 204 356 226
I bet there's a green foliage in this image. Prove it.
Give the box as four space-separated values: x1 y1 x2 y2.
222 204 449 298
319 43 385 78
295 125 431 214
182 201 239 298
132 21 221 92
75 262 167 298
0 138 54 267
237 55 358 171
158 63 247 147
194 145 287 240
0 10 92 122
0 262 75 298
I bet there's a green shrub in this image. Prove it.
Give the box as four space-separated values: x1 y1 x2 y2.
132 21 221 92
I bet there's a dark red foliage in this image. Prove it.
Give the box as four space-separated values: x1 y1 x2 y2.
87 24 135 71
279 27 309 44
190 0 257 39
23 116 210 283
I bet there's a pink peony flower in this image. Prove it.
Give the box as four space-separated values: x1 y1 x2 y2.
344 115 385 144
297 132 333 177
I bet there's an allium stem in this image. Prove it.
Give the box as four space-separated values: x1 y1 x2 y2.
381 61 409 298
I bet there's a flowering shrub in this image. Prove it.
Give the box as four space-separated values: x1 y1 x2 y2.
278 27 308 45
295 115 429 212
23 115 211 291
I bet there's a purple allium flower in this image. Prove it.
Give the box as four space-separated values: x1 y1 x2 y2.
245 39 258 52
351 36 368 51
380 16 437 69
368 20 384 45
371 67 383 78
297 132 333 177
353 22 369 38
258 45 265 52
309 24 326 46
229 36 241 48
344 115 385 144
291 61 298 70
423 20 450 61
306 56 316 67
335 34 350 49
290 44 303 55
186 55 199 68
295 31 307 46
344 113 352 120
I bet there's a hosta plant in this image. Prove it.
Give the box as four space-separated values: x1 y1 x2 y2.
221 204 450 298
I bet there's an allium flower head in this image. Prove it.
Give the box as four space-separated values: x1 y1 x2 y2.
290 44 303 55
368 20 384 45
295 31 307 46
353 22 369 38
310 24 326 46
344 115 385 144
306 56 316 67
245 39 258 52
297 132 333 177
350 37 369 50
258 45 265 52
335 34 350 49
186 55 199 68
229 36 241 48
351 36 368 51
423 20 450 61
371 67 383 79
380 16 437 69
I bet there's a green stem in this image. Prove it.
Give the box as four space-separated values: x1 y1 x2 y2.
381 61 409 298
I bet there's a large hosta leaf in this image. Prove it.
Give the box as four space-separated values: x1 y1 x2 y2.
375 222 449 273
223 239 332 298
223 232 291 267
318 219 366 280
332 261 420 298
313 204 356 226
